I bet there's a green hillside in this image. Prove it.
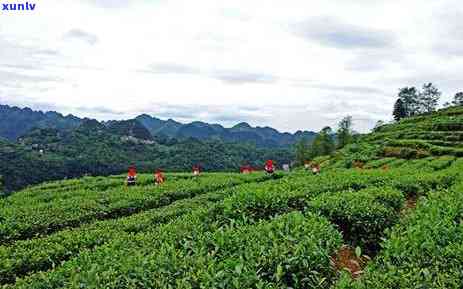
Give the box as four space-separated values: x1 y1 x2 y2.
368 105 463 157
1 108 463 288
321 106 463 169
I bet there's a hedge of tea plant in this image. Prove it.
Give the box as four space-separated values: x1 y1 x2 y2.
335 182 463 289
0 173 269 243
0 175 287 285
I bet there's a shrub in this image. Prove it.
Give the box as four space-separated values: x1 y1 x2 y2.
336 184 463 289
309 187 404 251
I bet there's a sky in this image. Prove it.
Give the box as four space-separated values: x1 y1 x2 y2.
1 0 462 133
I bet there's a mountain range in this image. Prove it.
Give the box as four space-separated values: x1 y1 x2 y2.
0 104 311 193
0 104 316 148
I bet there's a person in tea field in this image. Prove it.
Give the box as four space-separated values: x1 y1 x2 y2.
304 160 312 171
311 163 321 175
154 169 165 185
192 165 201 176
282 164 290 172
127 165 137 186
264 159 275 175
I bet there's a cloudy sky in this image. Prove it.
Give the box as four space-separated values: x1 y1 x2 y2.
1 0 462 133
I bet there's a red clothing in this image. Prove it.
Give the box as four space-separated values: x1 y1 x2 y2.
265 160 275 172
154 170 165 184
128 167 137 177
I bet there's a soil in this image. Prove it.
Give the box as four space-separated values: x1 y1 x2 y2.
331 245 369 279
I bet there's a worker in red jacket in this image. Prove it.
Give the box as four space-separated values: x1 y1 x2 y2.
264 160 275 174
127 165 137 186
154 169 165 185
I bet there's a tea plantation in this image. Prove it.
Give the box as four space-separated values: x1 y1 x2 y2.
1 107 463 288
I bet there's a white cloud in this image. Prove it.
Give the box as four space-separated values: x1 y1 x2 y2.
0 0 462 133
63 29 99 45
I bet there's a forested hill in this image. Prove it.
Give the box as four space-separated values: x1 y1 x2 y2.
0 104 316 148
1 104 315 193
0 118 293 194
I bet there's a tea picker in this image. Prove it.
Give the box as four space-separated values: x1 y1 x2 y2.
154 169 165 185
193 165 201 176
311 163 321 175
264 159 275 175
127 165 137 186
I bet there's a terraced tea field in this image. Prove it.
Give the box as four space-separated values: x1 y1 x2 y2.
366 106 463 158
1 157 463 288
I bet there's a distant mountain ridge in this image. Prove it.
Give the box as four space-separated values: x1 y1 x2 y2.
135 114 316 147
0 105 81 140
0 104 316 148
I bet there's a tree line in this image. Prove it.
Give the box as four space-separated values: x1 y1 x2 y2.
294 83 463 166
393 83 463 121
0 126 294 195
294 116 354 165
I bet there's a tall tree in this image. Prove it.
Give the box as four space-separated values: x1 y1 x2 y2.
319 126 335 155
336 116 353 149
419 83 441 113
294 137 310 166
308 127 335 158
453 92 463 106
393 99 407 121
444 92 463 107
398 87 419 116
